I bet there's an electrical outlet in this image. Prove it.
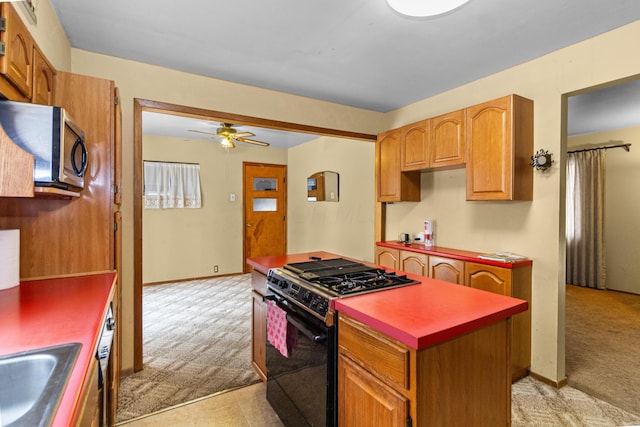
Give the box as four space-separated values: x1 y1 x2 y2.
214 265 219 273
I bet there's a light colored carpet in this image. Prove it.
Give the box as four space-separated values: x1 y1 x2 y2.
565 284 640 416
512 376 640 426
116 274 261 422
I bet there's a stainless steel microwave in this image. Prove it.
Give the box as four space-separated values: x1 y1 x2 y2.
0 101 87 190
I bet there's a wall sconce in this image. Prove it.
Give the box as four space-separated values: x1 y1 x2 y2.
530 149 554 171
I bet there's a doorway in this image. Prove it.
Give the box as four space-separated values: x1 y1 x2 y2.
563 76 640 415
243 163 287 272
133 98 376 370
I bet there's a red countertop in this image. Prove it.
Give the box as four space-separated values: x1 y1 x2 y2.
0 272 116 427
335 275 527 350
247 252 528 351
377 241 533 269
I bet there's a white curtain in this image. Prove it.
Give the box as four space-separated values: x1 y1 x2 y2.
566 149 606 289
144 161 202 209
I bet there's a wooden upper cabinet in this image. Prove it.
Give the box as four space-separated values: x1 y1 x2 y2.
430 109 465 169
465 94 533 201
0 3 33 100
400 120 429 171
376 128 420 202
32 45 56 106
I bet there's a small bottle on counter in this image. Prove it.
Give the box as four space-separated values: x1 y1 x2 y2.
424 220 435 247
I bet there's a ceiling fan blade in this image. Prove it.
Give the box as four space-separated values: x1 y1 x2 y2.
232 131 255 138
236 137 270 147
188 129 218 136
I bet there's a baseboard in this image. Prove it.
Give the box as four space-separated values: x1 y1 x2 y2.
529 371 568 388
143 272 245 287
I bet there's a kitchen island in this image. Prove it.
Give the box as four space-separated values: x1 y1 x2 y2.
248 252 527 426
0 272 116 427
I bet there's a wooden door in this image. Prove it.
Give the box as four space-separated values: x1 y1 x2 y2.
243 162 287 272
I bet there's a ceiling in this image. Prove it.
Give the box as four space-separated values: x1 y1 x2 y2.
50 0 640 144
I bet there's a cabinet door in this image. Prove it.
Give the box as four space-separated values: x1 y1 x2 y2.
377 129 401 202
376 246 399 270
0 3 33 99
429 255 464 284
465 262 512 295
338 354 410 427
376 129 420 202
251 290 267 380
32 45 56 105
466 94 533 201
430 109 465 168
400 120 429 171
400 250 427 277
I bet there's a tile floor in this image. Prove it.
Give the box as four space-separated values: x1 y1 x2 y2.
117 382 282 427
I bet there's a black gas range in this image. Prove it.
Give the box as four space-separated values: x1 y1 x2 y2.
266 257 419 324
264 257 419 427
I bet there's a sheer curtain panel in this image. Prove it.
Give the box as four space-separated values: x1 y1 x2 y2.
144 161 202 209
565 149 606 289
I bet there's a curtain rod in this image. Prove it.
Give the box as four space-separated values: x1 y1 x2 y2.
143 160 200 165
567 141 631 154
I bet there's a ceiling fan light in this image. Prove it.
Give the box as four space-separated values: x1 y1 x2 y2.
220 137 235 149
385 0 470 17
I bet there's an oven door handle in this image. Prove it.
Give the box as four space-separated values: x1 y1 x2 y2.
286 314 328 343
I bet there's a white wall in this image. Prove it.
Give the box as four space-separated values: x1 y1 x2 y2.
287 137 376 263
568 126 640 295
142 134 288 283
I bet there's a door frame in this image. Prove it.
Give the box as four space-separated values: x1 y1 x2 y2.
242 162 287 272
133 98 375 371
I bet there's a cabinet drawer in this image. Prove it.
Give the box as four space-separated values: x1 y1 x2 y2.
338 313 410 390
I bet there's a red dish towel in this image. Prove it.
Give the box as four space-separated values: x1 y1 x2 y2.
267 300 298 357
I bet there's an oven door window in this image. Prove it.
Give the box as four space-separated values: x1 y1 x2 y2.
266 300 333 427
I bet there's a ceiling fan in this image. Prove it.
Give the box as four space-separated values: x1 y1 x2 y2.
188 123 270 149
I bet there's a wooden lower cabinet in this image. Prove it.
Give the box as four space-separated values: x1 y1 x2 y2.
251 270 267 380
399 251 427 276
375 246 400 270
338 354 409 427
74 358 100 427
338 313 511 426
428 255 464 284
466 262 532 381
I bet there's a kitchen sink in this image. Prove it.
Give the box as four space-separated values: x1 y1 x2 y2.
0 342 81 427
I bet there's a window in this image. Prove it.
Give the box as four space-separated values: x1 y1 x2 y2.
143 161 202 209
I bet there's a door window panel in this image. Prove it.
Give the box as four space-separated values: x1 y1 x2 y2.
253 198 277 212
254 178 277 191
